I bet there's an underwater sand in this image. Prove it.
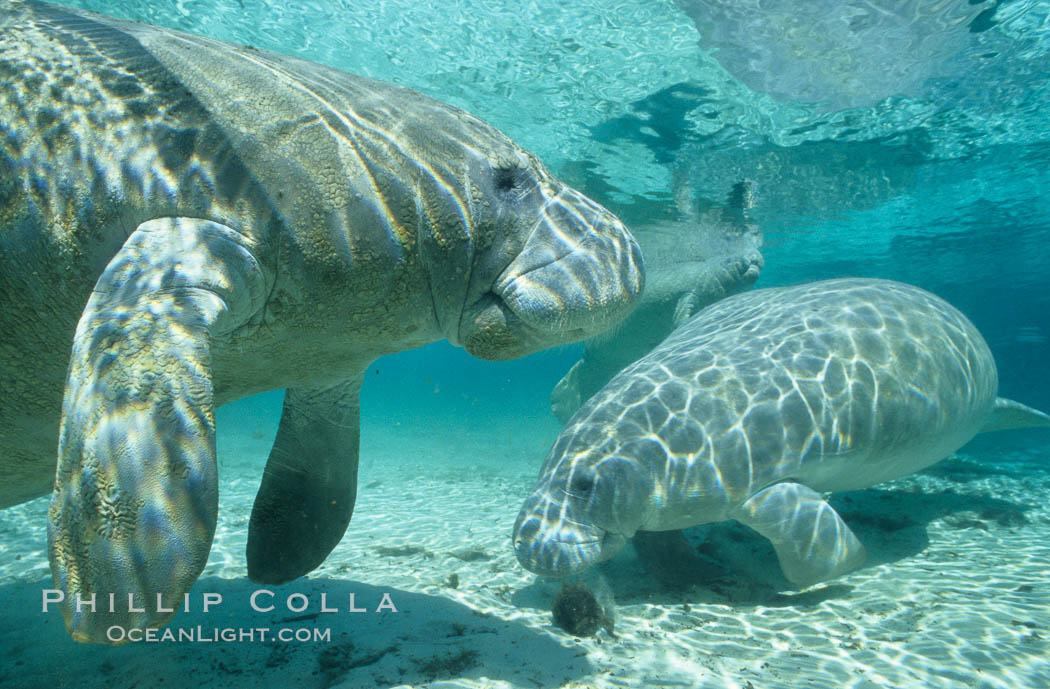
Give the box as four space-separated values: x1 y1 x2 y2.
1 385 1048 689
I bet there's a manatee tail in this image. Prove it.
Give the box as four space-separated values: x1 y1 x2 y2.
979 397 1050 433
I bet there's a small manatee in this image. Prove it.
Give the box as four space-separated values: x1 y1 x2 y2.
515 278 1050 587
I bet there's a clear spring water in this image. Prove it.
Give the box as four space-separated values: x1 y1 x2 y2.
51 0 1050 410
2 1 1049 687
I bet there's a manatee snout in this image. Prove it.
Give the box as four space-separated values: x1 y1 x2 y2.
512 456 652 577
735 249 764 285
462 190 644 361
512 498 625 578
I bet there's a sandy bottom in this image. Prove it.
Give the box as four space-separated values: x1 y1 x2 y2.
1 393 1048 689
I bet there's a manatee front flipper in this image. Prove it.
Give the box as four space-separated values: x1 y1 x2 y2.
671 291 699 330
48 218 267 643
670 253 764 329
730 482 866 588
247 378 363 584
550 360 584 425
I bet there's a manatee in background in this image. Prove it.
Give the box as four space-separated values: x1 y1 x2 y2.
0 1 643 642
551 181 762 423
515 279 1050 586
674 0 992 109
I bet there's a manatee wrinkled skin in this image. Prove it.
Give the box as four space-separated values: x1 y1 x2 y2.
515 279 1050 586
0 1 643 642
551 182 762 423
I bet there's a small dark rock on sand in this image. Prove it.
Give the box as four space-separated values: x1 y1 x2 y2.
551 583 611 637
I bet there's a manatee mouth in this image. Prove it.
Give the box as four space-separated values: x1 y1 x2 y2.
459 290 588 361
512 514 626 578
492 238 632 337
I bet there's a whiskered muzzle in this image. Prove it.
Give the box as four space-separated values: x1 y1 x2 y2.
512 495 625 578
495 189 644 339
459 188 643 361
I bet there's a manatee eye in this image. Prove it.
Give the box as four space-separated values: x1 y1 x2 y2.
570 473 595 496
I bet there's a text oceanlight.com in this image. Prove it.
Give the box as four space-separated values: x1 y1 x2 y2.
107 626 333 643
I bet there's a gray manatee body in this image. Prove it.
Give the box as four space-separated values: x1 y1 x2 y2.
514 279 1050 586
0 1 643 642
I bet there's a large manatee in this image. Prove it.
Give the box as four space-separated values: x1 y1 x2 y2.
0 1 643 642
514 279 1050 586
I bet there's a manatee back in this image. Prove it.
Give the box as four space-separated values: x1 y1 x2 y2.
564 278 997 514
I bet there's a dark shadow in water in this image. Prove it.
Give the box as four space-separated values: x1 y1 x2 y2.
920 456 1046 481
922 441 1050 480
0 576 588 689
587 82 712 164
513 482 1034 615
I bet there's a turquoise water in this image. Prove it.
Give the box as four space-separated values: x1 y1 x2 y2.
54 0 1049 411
2 1 1049 687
